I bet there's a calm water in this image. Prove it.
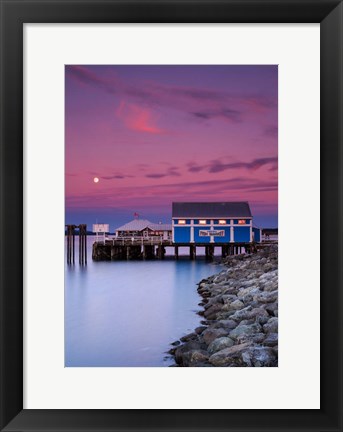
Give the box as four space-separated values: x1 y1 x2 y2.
65 237 222 367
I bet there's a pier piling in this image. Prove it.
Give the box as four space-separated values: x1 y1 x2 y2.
78 224 87 265
66 224 76 264
66 224 87 265
189 245 195 260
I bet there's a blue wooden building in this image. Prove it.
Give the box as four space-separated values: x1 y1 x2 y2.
252 226 262 242
172 202 260 244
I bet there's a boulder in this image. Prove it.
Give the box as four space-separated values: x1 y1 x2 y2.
209 342 252 366
263 332 278 347
240 288 261 303
255 315 270 326
249 307 269 320
230 299 245 310
229 323 262 340
263 280 278 292
182 349 209 367
171 340 181 346
230 305 253 322
265 302 278 316
174 341 203 364
221 294 238 304
180 332 198 342
204 303 223 319
242 346 277 367
204 295 223 309
213 319 237 330
195 326 207 335
208 336 235 354
202 327 228 345
263 317 278 334
253 290 278 304
237 332 265 344
237 286 259 299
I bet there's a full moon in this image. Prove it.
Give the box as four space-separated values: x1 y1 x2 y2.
93 177 99 183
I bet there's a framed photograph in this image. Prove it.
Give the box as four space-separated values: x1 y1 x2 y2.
0 0 342 431
64 63 278 369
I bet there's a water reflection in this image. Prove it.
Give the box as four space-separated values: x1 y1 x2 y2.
65 237 222 367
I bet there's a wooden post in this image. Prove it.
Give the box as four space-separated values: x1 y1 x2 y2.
208 245 214 261
157 245 164 260
79 227 82 264
189 245 194 260
175 246 179 260
82 226 84 264
81 227 84 264
84 225 87 264
72 227 75 264
66 225 76 265
77 224 87 265
67 227 70 264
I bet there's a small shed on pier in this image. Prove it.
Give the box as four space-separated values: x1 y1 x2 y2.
147 223 172 240
115 219 172 240
172 201 258 244
115 219 152 237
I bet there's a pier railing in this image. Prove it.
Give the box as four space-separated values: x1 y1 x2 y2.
104 236 173 246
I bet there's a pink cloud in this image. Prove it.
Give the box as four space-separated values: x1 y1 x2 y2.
66 176 277 210
116 101 165 134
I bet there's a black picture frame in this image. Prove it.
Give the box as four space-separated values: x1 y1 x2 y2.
0 0 342 431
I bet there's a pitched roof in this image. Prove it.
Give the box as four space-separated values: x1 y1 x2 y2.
115 219 152 232
172 202 252 218
148 223 172 231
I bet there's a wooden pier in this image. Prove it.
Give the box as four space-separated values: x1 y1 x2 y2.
92 237 255 261
66 224 87 265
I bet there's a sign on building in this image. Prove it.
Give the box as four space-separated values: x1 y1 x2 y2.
93 224 109 243
93 224 109 233
199 230 224 237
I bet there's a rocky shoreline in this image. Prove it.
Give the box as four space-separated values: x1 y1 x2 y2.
169 244 278 367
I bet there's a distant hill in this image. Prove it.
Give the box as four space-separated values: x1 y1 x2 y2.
65 230 114 235
262 228 278 235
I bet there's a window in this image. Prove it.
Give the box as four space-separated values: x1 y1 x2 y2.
199 220 207 225
219 220 226 225
238 220 246 225
178 220 186 225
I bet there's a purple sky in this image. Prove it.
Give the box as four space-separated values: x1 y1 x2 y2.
65 65 278 230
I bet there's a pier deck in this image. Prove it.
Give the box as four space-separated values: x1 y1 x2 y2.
92 237 256 261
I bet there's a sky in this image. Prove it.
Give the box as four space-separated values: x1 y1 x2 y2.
65 65 278 230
